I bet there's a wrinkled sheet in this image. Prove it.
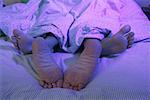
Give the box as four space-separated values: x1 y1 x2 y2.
0 0 150 52
0 0 150 38
0 0 104 53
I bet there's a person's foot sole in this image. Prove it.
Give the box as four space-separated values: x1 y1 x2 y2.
32 37 63 88
63 39 102 91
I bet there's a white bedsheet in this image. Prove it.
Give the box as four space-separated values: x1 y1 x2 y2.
0 39 150 100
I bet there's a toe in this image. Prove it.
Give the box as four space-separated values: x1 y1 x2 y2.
130 32 135 37
117 25 131 35
40 80 49 88
130 37 134 41
77 84 85 91
39 80 45 86
47 83 52 88
56 80 63 88
127 45 132 48
128 37 134 45
127 32 134 39
127 41 133 49
52 82 57 88
43 83 49 88
128 40 133 45
63 81 70 88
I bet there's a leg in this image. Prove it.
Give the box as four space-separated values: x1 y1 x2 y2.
32 36 63 88
63 39 102 91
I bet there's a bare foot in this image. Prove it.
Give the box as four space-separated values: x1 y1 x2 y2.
101 25 134 56
62 25 134 91
11 30 58 54
63 39 102 91
32 37 63 88
11 29 33 54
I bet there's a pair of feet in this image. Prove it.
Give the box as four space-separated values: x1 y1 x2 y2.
11 25 134 91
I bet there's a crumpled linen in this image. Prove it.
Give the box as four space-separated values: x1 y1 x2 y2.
0 0 107 53
0 0 149 53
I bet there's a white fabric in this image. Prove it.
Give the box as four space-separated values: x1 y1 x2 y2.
0 0 150 38
0 0 105 53
0 0 149 51
0 0 150 53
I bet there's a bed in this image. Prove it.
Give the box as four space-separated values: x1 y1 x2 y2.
0 0 150 100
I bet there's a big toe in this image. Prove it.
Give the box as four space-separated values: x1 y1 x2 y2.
39 80 49 88
117 25 131 35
